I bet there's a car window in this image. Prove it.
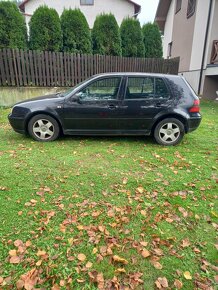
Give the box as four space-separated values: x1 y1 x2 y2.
78 77 121 101
155 78 170 99
125 77 154 99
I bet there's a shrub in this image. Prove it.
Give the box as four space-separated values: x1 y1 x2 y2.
61 8 91 54
142 22 163 58
92 13 121 56
120 18 144 57
29 6 62 51
0 1 27 49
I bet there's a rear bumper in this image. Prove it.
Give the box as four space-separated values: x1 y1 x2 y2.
8 114 26 134
187 114 202 132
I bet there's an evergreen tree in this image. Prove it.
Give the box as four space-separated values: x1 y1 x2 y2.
29 6 62 51
142 22 163 58
92 13 121 56
120 18 144 57
0 1 27 49
61 8 91 54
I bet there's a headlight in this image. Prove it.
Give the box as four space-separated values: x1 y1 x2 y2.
11 106 28 117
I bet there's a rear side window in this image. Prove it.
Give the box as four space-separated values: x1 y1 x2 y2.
126 77 154 99
125 77 170 100
155 78 170 99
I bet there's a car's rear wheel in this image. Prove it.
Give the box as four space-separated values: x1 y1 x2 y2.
154 118 185 146
28 114 60 142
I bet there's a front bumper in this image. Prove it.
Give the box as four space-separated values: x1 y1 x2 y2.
8 114 26 134
187 114 202 132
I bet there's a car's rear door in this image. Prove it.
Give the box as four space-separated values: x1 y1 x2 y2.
119 76 172 133
63 76 123 133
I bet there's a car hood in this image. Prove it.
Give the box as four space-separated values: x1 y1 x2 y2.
15 94 62 106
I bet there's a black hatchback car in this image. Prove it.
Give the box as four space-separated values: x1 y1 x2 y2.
8 73 201 145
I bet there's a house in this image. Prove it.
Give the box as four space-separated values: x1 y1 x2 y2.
155 0 218 99
19 0 141 29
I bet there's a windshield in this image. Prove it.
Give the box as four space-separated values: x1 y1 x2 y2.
58 76 94 97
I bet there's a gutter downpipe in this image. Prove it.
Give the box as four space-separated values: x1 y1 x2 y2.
198 0 213 95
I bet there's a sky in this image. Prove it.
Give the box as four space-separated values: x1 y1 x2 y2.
133 0 159 25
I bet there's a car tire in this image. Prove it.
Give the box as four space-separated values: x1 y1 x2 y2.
28 114 60 142
154 118 185 146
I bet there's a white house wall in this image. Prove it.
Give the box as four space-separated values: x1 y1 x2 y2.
24 0 135 28
189 0 211 71
163 0 175 58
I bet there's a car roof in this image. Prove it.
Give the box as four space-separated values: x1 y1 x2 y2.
92 72 181 79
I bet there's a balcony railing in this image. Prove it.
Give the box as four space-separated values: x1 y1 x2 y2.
210 40 218 64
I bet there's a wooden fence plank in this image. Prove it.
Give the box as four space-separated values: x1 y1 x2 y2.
3 48 10 85
28 50 35 86
0 50 6 85
7 49 15 86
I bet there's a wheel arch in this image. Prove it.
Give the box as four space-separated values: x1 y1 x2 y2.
151 114 188 135
25 111 63 135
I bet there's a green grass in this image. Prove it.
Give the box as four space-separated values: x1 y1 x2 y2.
0 101 217 289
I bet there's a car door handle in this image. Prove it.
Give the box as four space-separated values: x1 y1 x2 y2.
108 104 118 110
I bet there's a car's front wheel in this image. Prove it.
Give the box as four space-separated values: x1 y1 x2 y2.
154 118 185 146
28 114 60 142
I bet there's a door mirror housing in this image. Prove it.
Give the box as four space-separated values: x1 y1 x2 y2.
71 92 82 103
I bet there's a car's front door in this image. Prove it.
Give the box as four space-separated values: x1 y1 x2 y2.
63 76 123 133
119 76 172 133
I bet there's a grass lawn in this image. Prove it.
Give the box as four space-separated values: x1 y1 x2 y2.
0 101 217 289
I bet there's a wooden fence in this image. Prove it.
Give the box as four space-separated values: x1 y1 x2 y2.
0 48 180 87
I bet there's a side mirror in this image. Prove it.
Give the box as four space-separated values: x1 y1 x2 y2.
71 92 82 103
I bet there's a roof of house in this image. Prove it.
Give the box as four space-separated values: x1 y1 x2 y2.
155 0 172 32
19 0 141 15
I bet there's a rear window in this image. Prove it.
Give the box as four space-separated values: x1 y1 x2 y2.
165 77 196 100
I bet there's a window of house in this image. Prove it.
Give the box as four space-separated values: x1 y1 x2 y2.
175 0 182 14
187 0 196 18
80 0 94 5
168 42 173 59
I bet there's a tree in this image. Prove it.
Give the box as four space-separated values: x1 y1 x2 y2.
61 8 91 54
120 18 144 57
142 22 163 58
92 13 121 56
29 6 62 51
0 1 27 49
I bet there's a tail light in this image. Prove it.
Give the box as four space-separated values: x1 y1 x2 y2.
189 99 200 113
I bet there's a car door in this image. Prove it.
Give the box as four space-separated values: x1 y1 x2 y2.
63 76 123 133
119 76 172 132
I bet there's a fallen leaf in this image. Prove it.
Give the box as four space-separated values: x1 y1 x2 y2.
78 253 86 262
174 279 183 289
136 186 144 194
113 255 128 264
122 177 128 185
141 249 150 258
155 277 168 288
14 240 23 247
36 260 42 266
16 279 24 289
9 249 17 256
0 277 3 284
184 271 192 280
10 256 20 264
181 238 190 248
115 268 126 274
85 261 93 268
152 261 163 269
36 250 46 257
51 284 60 290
